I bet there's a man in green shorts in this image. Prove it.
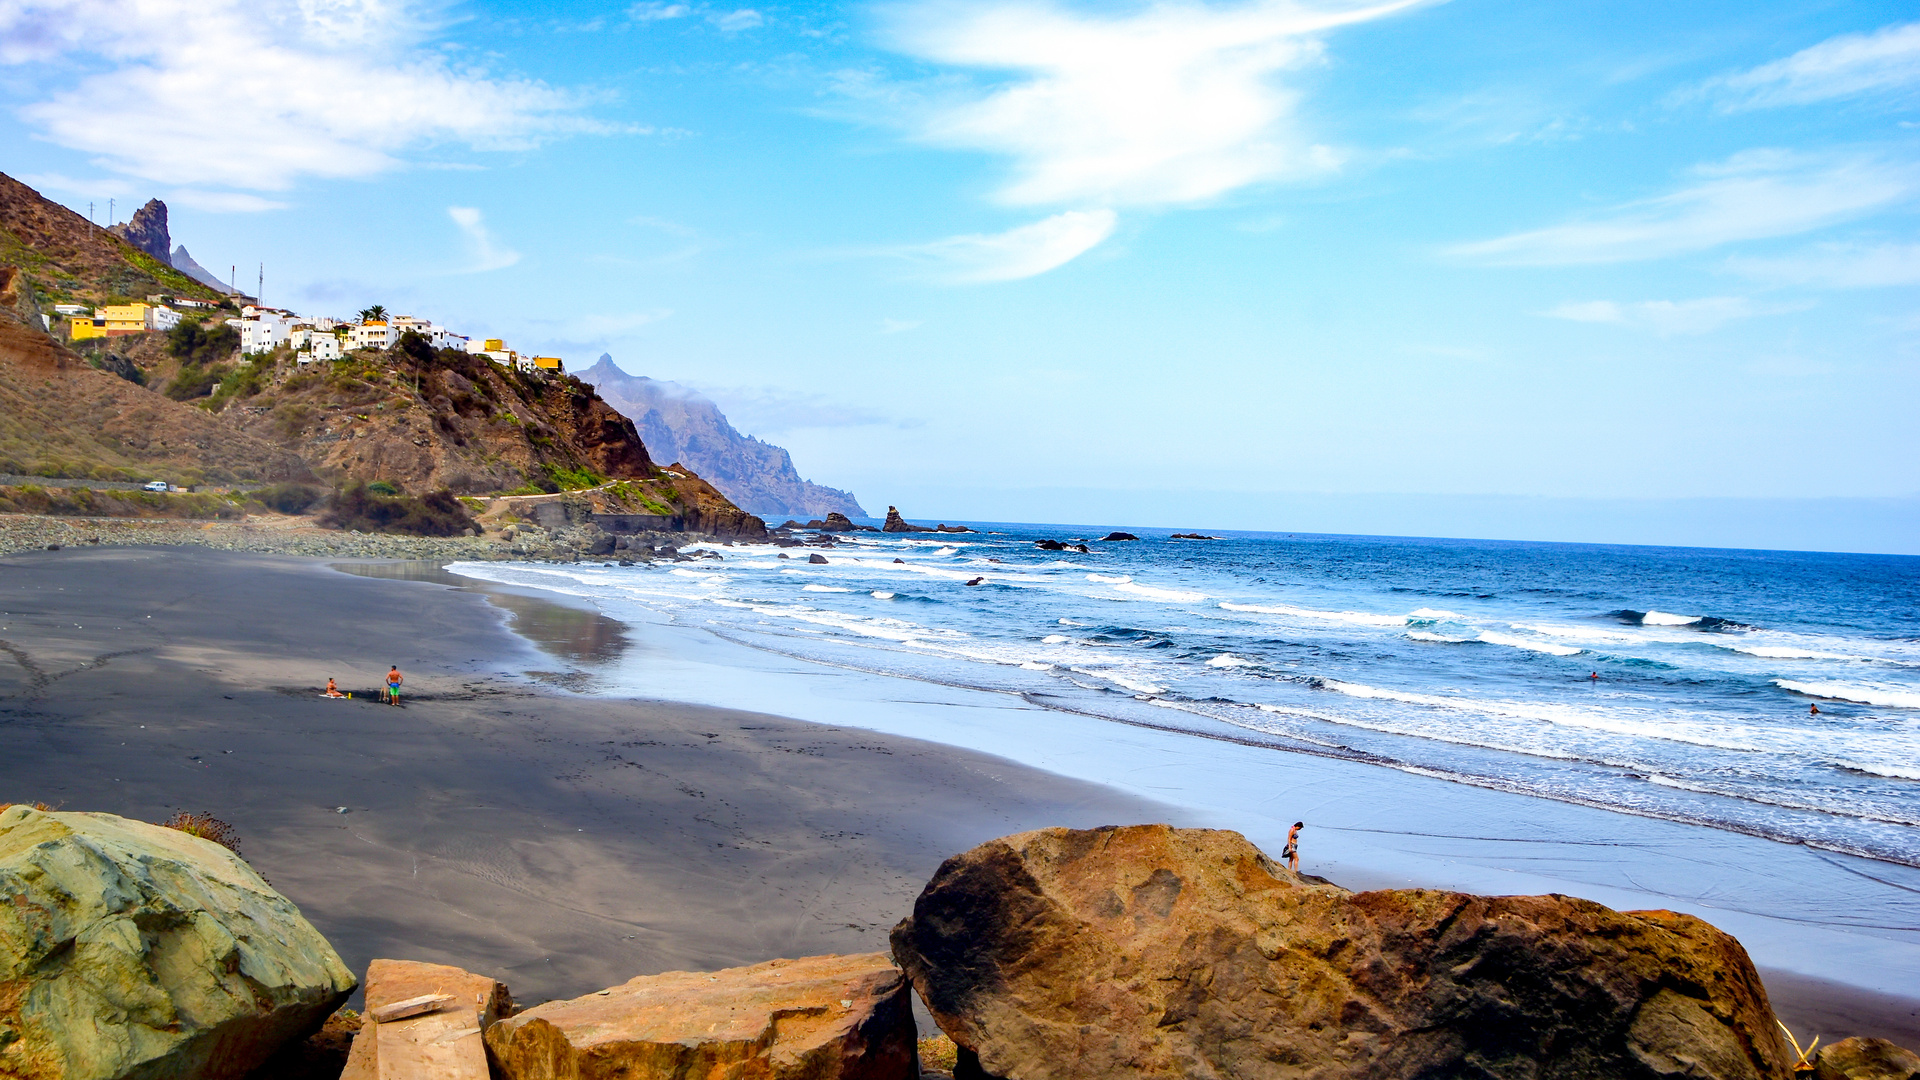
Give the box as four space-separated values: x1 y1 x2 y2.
386 665 404 705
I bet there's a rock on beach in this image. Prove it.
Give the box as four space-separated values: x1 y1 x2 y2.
0 806 356 1080
892 824 1791 1080
484 953 917 1080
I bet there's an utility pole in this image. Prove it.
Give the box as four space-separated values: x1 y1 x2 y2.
257 263 263 307
108 198 114 226
88 202 94 225
231 265 237 295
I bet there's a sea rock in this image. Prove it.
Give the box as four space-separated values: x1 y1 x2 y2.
1815 1037 1920 1080
483 953 917 1080
341 959 510 1080
808 552 829 564
1035 540 1065 551
935 524 973 533
1170 533 1216 540
822 512 876 532
1099 531 1138 541
892 824 1789 1080
882 506 935 533
0 806 357 1080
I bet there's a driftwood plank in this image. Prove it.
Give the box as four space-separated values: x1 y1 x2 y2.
369 993 455 1023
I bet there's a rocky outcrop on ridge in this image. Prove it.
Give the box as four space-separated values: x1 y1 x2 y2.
172 245 232 292
892 824 1791 1080
882 506 934 533
0 805 356 1080
0 173 217 306
107 198 170 263
484 953 917 1080
576 355 867 521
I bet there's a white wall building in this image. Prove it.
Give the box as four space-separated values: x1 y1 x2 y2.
348 322 395 351
237 310 293 354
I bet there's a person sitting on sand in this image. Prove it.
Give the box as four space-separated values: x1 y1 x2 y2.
1284 821 1303 873
324 678 343 699
386 666 404 706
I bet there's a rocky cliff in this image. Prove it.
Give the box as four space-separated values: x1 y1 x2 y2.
0 174 217 305
171 245 232 292
107 198 171 263
577 355 866 521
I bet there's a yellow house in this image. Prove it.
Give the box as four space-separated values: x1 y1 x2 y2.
69 316 108 341
482 338 504 351
532 356 563 371
100 304 151 334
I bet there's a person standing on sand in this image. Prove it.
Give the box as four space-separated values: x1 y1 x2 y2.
386 665 403 706
1284 821 1303 873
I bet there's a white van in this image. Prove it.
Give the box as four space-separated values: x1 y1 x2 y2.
143 480 170 492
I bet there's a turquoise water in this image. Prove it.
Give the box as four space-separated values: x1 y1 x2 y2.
452 526 1920 867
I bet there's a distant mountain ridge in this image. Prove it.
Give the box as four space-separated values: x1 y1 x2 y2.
577 355 866 520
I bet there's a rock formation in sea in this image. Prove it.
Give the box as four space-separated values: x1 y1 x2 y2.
575 354 866 521
892 823 1792 1080
882 506 935 533
0 805 356 1080
106 198 170 263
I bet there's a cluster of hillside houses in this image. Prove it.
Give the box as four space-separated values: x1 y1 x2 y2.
59 298 563 373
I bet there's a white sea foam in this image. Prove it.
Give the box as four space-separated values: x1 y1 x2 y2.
1642 611 1701 626
1407 608 1467 620
1830 759 1920 781
1407 631 1472 643
1723 644 1869 662
1117 582 1207 603
1515 623 1648 645
802 584 852 592
1086 573 1132 584
1042 634 1070 644
1316 680 1765 752
1218 602 1406 627
871 591 896 600
1776 680 1920 709
1206 653 1258 668
1476 631 1583 656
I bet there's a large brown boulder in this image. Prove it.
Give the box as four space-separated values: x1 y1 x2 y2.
0 806 356 1080
341 958 511 1080
892 824 1791 1080
1815 1037 1920 1080
483 953 917 1080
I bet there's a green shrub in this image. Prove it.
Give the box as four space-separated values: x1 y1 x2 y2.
321 483 476 536
164 363 226 401
254 482 325 514
166 320 239 364
366 480 400 496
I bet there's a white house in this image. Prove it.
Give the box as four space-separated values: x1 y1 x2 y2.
146 305 182 332
348 322 395 351
237 310 294 354
296 332 343 364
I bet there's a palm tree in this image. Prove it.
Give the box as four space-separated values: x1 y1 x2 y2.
356 304 388 323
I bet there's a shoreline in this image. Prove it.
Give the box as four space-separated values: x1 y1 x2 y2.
2 543 1915 1049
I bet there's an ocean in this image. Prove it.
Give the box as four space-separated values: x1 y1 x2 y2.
450 526 1920 870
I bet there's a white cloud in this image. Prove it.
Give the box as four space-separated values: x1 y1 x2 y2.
710 8 762 31
1543 297 1765 336
889 209 1117 282
447 206 520 272
629 1 690 21
1728 241 1920 288
1452 151 1920 265
1709 21 1920 110
874 0 1421 207
0 0 604 190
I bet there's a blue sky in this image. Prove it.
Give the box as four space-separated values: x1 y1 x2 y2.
2 0 1916 550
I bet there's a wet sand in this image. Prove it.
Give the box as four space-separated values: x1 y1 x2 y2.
1 543 1914 1047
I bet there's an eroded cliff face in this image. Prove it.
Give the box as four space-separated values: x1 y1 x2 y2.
225 339 659 494
106 199 171 264
576 355 867 520
0 174 216 305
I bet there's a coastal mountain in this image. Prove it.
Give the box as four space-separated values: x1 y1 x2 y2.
0 173 218 306
577 354 866 520
170 246 230 292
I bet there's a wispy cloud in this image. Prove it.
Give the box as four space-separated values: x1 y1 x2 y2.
447 207 521 272
628 1 690 21
1451 151 1920 265
1728 241 1920 289
696 385 901 433
710 8 762 31
1706 21 1920 110
883 209 1117 282
879 318 923 334
1542 297 1769 336
0 0 612 190
871 0 1423 208
24 172 289 213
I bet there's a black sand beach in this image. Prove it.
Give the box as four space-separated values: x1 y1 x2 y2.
2 545 1915 1047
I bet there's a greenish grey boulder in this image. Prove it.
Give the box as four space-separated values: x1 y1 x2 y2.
0 806 356 1080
